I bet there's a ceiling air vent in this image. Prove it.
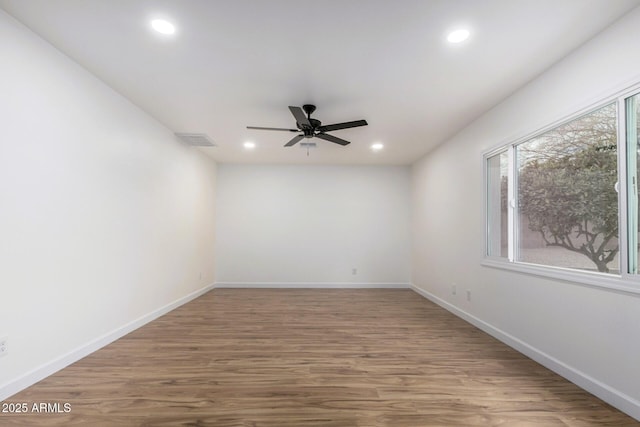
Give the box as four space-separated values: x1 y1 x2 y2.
175 133 216 147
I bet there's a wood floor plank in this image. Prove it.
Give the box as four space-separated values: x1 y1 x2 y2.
1 289 637 426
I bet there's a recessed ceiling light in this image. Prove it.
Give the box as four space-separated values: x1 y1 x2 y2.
447 29 470 44
371 143 384 151
243 141 256 149
151 19 176 35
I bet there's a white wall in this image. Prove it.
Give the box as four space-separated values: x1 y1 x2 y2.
0 10 217 398
216 164 410 286
411 7 640 420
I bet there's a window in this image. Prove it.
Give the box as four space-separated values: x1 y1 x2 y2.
486 101 625 277
486 151 509 259
626 94 640 274
517 103 618 273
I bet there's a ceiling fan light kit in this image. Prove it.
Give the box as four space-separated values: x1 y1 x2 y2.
247 105 368 148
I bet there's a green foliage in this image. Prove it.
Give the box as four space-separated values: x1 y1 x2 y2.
517 104 618 273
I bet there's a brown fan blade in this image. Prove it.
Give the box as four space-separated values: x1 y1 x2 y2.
315 133 350 146
288 106 311 128
247 126 298 132
284 134 305 147
317 120 368 133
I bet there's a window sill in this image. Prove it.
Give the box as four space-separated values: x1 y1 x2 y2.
481 258 640 297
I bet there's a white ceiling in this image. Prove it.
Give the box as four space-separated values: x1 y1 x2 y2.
2 0 639 165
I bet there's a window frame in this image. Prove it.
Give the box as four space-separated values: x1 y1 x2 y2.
484 149 509 260
482 84 640 296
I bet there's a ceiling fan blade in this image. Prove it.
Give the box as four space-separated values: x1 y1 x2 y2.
247 126 298 132
289 106 311 128
284 134 305 147
315 133 351 146
317 119 368 133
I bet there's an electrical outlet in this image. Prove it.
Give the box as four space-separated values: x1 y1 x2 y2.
0 337 7 357
352 268 357 275
466 290 472 302
451 284 457 295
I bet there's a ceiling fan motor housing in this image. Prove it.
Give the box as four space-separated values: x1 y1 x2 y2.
298 105 320 137
299 118 322 137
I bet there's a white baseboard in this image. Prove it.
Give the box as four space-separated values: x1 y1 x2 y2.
410 284 640 422
0 283 215 402
214 282 411 289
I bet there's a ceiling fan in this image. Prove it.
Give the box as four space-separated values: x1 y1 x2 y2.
247 104 368 147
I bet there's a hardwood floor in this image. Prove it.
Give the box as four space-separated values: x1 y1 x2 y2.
1 289 637 426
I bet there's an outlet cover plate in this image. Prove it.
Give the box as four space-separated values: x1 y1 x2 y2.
0 337 7 357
